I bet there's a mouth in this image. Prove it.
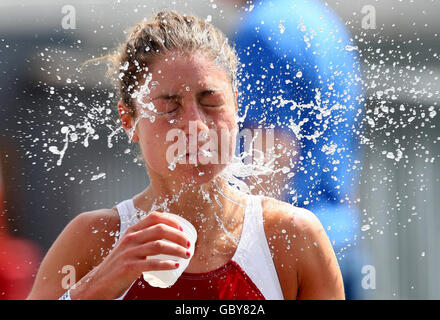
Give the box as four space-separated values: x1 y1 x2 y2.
185 149 218 160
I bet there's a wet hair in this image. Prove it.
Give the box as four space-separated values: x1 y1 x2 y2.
103 10 239 119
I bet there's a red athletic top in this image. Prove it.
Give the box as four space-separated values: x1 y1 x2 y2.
123 260 265 300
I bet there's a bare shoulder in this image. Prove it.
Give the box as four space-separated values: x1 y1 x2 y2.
69 207 120 240
57 207 121 265
260 196 344 300
260 196 324 262
261 196 322 235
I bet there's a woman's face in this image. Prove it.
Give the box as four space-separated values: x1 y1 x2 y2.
127 51 238 185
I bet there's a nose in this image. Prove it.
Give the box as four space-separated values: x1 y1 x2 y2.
179 98 210 137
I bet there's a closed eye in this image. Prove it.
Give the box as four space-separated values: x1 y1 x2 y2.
199 90 224 108
201 102 222 108
156 97 181 114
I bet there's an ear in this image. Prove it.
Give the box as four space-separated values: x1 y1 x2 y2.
117 100 139 143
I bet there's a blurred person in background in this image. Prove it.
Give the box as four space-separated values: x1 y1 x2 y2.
0 138 42 299
230 0 366 299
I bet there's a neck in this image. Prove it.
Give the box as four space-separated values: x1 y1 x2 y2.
135 174 247 244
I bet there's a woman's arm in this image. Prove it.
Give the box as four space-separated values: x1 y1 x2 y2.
262 198 345 300
27 208 191 300
26 209 119 300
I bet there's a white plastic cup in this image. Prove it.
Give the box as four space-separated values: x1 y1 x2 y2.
142 213 198 288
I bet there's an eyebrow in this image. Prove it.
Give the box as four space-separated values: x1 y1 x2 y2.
152 88 222 100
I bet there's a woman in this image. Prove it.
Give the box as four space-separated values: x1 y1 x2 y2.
27 10 344 300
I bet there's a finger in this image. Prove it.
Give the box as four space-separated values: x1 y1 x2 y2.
135 239 191 260
134 259 180 273
132 223 191 249
128 211 182 233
